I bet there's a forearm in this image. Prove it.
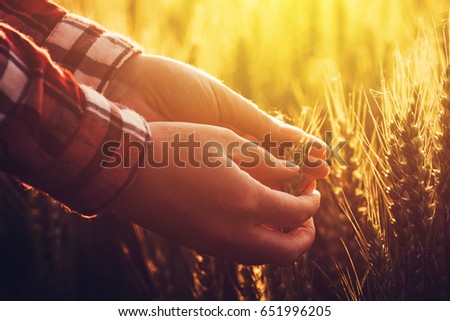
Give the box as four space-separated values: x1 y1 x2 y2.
0 22 150 215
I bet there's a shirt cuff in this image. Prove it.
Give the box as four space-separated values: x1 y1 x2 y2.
0 13 150 217
44 13 143 94
46 85 151 215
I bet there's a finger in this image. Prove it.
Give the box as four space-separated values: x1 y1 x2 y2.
224 133 301 181
243 130 327 161
258 179 283 191
222 124 247 138
219 89 297 141
300 156 330 179
226 122 327 164
214 82 327 150
255 188 321 229
234 131 328 175
240 133 259 144
236 147 300 181
285 175 317 196
304 180 317 194
240 218 316 265
283 136 328 161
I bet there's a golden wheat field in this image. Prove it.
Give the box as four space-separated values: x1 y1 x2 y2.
1 0 450 300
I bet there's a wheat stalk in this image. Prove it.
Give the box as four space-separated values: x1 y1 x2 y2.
235 264 266 300
435 64 450 296
382 88 435 299
290 253 314 300
190 253 224 300
128 227 177 299
362 184 396 300
310 81 370 299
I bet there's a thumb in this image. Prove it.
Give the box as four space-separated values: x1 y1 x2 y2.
212 80 327 155
230 141 300 181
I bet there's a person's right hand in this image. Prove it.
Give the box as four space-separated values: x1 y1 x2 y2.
105 54 326 156
108 122 327 265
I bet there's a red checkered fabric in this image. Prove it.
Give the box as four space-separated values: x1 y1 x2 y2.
0 0 143 93
0 19 150 215
0 0 65 46
45 13 142 93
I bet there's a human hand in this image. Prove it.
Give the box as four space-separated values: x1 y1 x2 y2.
108 122 326 265
105 54 324 150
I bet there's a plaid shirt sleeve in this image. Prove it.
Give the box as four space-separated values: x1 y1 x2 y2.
0 23 150 215
0 0 143 93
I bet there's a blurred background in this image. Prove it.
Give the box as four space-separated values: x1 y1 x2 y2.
58 0 448 113
1 0 449 300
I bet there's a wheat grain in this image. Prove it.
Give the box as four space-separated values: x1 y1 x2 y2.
435 64 450 297
382 88 435 299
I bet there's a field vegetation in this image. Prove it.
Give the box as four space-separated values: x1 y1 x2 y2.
1 0 449 300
